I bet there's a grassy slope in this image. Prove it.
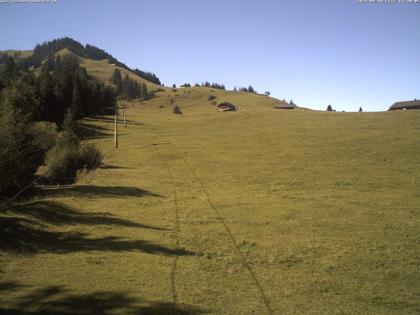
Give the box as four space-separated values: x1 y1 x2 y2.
0 49 33 58
55 48 164 92
9 47 162 92
1 89 419 314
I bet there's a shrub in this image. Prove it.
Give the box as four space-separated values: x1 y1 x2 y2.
46 139 103 183
45 110 102 183
31 121 58 153
143 91 155 100
208 95 216 101
78 145 103 170
173 105 182 115
157 88 165 92
45 140 80 184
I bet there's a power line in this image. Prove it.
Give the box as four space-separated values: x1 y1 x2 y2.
153 141 273 315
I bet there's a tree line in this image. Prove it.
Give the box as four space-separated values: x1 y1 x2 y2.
0 53 113 197
173 82 258 93
0 37 162 86
112 69 150 100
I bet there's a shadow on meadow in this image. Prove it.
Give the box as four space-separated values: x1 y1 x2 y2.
7 200 166 230
38 185 162 199
100 164 134 170
0 185 190 256
0 283 205 315
84 115 143 126
0 215 192 256
77 122 112 140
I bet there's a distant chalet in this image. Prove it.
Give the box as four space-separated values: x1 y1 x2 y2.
217 102 237 112
389 99 420 111
274 100 296 110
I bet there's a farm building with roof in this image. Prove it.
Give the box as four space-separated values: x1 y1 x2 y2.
274 100 297 110
389 99 420 111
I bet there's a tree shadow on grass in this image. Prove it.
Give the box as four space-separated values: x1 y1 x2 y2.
84 116 143 126
101 164 134 170
77 122 112 140
0 281 26 293
0 284 205 315
38 185 161 199
0 217 193 256
7 201 167 230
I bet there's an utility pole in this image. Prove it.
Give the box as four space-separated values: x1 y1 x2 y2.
123 105 127 126
114 105 118 148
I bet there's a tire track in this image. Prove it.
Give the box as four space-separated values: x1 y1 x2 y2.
162 142 273 315
152 144 181 304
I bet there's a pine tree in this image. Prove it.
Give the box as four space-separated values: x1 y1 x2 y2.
112 69 122 95
359 106 363 112
0 94 39 196
37 70 57 121
141 83 147 99
71 80 81 118
327 105 333 111
122 74 130 99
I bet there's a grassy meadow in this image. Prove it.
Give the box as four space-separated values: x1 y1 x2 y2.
1 88 419 314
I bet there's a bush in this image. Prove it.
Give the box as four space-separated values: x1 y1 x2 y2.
45 111 102 183
143 91 155 100
208 95 216 101
31 121 58 153
173 105 182 115
45 142 80 183
78 145 103 169
46 140 103 183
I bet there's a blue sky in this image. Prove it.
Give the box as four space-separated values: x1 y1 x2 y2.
1 0 420 111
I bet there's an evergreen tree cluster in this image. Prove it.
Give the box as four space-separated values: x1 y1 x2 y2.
237 85 256 93
0 37 162 86
112 69 148 100
0 54 116 124
0 55 111 197
133 69 161 86
201 82 226 90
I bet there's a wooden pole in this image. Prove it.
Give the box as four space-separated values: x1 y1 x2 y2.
124 105 127 126
114 106 118 149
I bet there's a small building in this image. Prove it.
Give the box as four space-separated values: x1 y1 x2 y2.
389 99 420 111
274 100 296 110
217 102 236 112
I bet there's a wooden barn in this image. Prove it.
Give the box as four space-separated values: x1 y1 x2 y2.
217 102 237 112
389 99 420 111
274 100 296 110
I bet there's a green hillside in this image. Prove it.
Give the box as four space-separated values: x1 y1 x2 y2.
31 47 164 92
1 93 419 314
0 49 33 58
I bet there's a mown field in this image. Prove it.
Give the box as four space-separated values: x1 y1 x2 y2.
1 88 419 314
